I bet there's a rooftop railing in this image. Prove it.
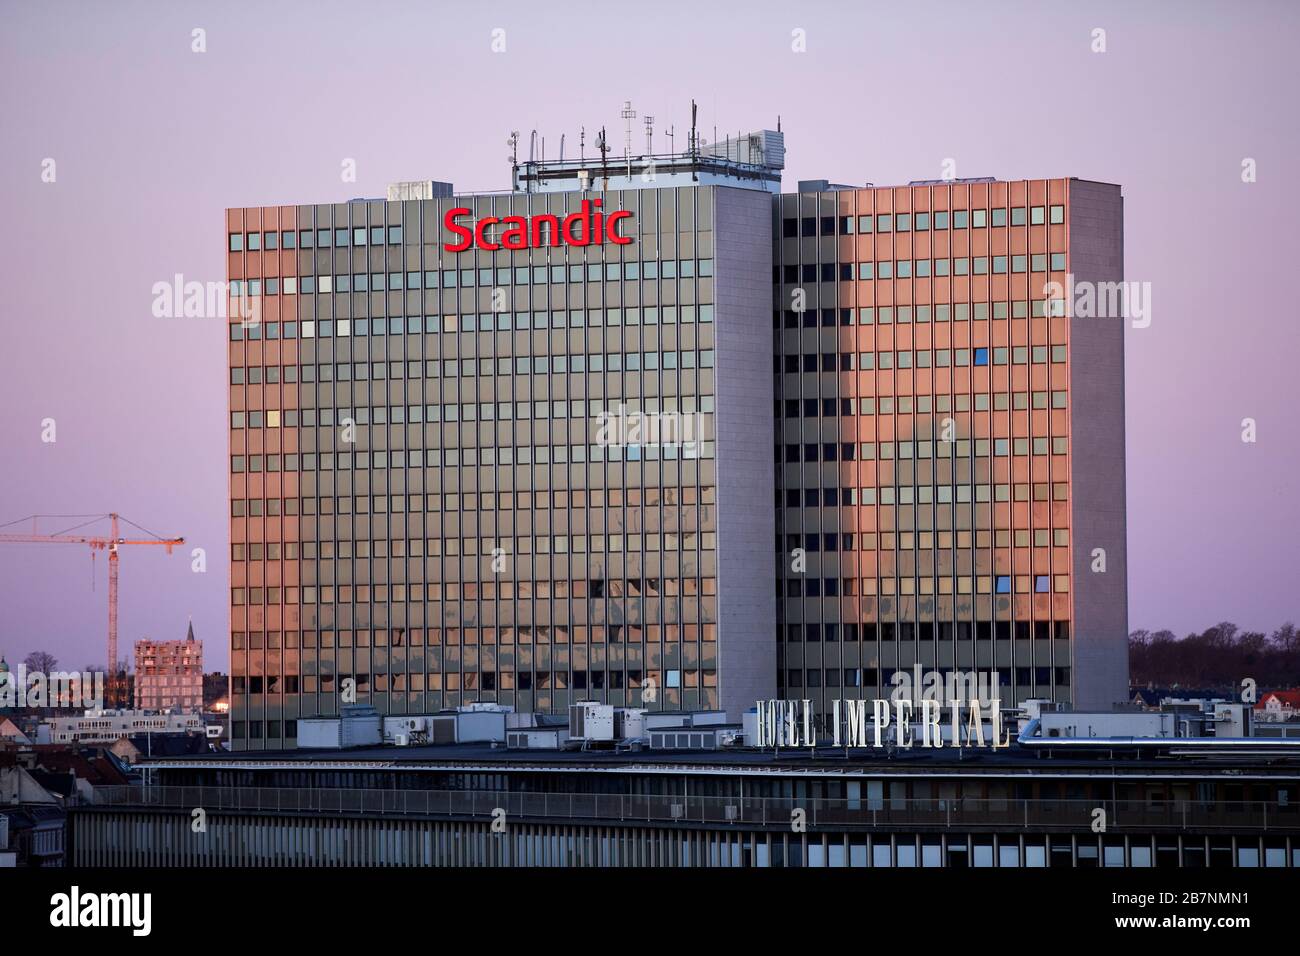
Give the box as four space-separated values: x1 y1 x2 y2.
85 785 1298 832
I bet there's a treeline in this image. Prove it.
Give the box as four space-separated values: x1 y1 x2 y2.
1129 622 1300 689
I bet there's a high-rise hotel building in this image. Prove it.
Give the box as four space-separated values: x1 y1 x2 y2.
226 128 1126 749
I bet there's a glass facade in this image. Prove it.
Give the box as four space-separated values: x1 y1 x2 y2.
772 179 1126 726
227 186 778 749
227 172 1126 749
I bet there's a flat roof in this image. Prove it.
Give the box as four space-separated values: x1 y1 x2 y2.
143 741 1300 779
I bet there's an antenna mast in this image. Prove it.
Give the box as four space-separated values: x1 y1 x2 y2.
508 130 520 191
596 126 609 187
620 99 637 179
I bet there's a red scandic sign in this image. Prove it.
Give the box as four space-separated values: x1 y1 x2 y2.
444 198 633 252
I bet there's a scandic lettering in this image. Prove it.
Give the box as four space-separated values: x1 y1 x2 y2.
443 199 633 252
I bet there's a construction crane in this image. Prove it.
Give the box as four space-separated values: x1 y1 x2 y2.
0 513 185 708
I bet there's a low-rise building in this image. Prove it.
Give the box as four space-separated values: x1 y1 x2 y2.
1256 691 1300 723
37 710 203 745
70 698 1300 868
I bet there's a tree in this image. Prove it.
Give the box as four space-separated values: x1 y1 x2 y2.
1271 623 1299 653
1130 621 1300 690
23 650 57 674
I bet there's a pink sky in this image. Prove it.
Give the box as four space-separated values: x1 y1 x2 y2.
1 0 1297 671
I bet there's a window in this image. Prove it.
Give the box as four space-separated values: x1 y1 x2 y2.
1049 204 1065 224
974 348 989 366
229 233 243 252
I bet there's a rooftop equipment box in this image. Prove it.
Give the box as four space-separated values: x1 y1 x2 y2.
297 705 381 749
569 702 615 740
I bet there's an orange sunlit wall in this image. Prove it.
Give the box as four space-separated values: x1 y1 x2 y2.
773 179 1087 722
226 206 302 747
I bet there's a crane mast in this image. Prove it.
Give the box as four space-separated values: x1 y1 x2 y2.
0 512 184 708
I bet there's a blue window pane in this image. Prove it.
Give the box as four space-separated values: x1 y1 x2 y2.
974 348 989 366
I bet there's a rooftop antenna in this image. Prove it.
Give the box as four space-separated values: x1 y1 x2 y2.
580 125 585 162
507 131 520 191
528 129 537 163
666 124 675 155
689 100 699 182
777 114 782 132
643 115 655 155
596 126 609 187
620 99 637 179
689 99 698 159
559 133 565 163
